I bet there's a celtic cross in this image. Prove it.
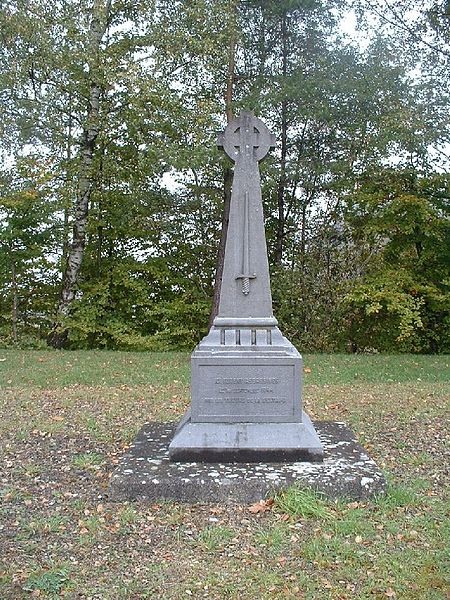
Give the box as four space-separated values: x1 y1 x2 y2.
217 111 276 165
217 112 275 296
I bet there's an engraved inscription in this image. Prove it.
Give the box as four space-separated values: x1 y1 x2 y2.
215 378 279 384
213 376 282 404
215 377 278 397
218 387 274 394
193 362 298 422
204 397 287 404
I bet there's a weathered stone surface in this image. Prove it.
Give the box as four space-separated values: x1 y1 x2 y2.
191 352 302 423
215 111 275 321
110 422 386 503
169 111 324 461
169 411 323 462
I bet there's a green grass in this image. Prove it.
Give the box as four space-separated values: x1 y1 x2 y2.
22 515 69 536
301 353 450 384
72 452 105 471
270 484 450 599
0 350 190 388
254 523 290 554
0 349 448 388
273 487 333 520
195 525 234 552
0 349 449 599
23 565 72 596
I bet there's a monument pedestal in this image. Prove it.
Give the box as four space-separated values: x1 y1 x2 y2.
168 325 324 462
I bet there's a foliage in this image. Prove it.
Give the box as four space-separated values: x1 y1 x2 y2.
271 264 345 352
0 2 448 352
0 157 60 345
343 170 450 352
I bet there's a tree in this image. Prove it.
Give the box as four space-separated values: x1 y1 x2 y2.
234 2 425 267
49 0 115 348
0 157 58 344
343 169 450 352
209 0 239 326
0 0 448 352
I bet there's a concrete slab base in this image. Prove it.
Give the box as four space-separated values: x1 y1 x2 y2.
109 421 387 504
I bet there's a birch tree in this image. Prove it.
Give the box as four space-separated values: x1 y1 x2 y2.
47 1 111 347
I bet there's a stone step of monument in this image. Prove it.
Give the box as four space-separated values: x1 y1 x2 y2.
109 421 387 504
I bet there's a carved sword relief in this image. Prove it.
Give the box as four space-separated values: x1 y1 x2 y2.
236 191 256 295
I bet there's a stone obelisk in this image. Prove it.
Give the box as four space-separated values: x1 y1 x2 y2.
169 111 323 462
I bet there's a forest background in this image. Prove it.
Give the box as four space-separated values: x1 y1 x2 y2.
0 0 449 354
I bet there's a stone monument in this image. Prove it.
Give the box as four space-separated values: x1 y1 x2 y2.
169 111 324 462
110 110 387 502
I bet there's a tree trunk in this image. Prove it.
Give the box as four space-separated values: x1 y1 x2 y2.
11 259 18 344
209 7 236 327
275 12 288 266
209 166 232 328
300 202 307 268
62 93 73 266
48 1 110 348
96 143 107 276
275 97 288 265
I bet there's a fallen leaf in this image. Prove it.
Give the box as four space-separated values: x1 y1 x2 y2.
303 367 312 373
248 500 272 514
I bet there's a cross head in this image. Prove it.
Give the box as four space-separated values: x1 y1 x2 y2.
218 111 276 164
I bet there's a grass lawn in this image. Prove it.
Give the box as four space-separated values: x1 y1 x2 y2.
0 350 449 599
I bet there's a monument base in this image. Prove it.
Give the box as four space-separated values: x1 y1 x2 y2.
109 422 387 503
168 325 324 462
168 410 323 462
